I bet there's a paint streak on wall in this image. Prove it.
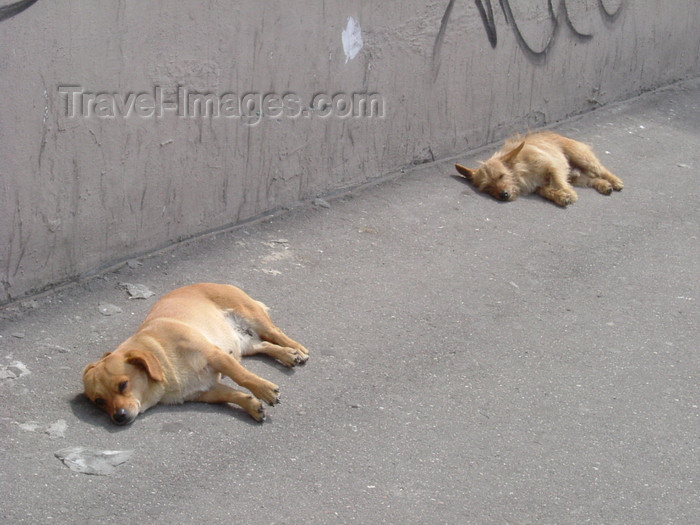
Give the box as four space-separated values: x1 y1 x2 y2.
342 16 363 63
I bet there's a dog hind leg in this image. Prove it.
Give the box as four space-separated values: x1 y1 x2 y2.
564 139 624 191
254 324 309 358
200 283 309 357
243 341 309 367
598 169 624 191
573 171 614 195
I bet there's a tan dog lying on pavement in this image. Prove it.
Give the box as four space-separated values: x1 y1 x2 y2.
83 283 308 425
455 131 624 206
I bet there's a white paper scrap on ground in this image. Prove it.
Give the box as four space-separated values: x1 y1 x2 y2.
342 17 363 63
55 447 134 475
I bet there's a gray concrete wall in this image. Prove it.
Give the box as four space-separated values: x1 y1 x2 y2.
1 0 699 303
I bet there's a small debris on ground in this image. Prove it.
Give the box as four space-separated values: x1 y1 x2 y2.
39 342 71 353
0 361 31 379
55 447 134 475
261 239 289 248
18 419 67 439
98 303 122 316
119 283 155 299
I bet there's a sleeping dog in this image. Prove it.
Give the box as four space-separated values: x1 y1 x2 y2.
83 283 309 425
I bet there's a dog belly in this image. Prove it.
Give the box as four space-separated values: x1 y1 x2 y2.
161 366 222 404
194 311 261 360
221 312 261 356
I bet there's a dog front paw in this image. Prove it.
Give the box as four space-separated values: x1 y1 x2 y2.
553 192 574 207
250 380 280 406
539 187 577 207
290 349 309 366
246 396 267 423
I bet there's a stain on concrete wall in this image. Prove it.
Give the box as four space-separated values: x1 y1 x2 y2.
1 0 699 302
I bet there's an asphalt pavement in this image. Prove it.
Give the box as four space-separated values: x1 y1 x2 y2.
1 78 698 524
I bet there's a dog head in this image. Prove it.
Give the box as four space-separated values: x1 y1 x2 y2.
455 140 525 201
83 348 164 425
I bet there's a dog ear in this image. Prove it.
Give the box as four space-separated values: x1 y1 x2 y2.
83 362 97 378
455 164 475 179
125 349 165 382
501 141 525 164
82 351 112 379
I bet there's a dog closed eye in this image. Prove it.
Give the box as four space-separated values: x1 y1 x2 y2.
94 397 106 407
119 381 128 393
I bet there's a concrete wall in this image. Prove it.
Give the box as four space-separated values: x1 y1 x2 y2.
1 0 699 303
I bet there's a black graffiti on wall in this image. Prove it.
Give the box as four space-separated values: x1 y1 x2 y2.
0 0 39 22
477 0 623 60
434 0 624 71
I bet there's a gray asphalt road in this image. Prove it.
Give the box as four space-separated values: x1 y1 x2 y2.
2 79 698 524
